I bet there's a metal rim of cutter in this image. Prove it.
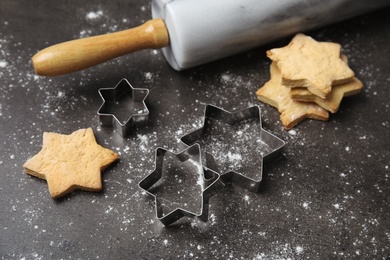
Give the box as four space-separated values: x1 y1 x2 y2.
180 104 286 193
138 143 223 226
97 78 149 137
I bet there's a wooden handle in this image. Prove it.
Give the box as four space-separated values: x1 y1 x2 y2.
32 18 169 76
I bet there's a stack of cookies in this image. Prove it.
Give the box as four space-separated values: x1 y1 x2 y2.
256 33 363 130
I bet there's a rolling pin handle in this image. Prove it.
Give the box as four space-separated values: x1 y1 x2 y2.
32 18 169 76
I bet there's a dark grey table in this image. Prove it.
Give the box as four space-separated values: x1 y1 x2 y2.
1 1 389 259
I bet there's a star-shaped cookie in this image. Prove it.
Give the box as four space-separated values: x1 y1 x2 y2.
23 128 119 199
256 62 329 129
290 76 363 113
290 54 363 113
267 33 354 99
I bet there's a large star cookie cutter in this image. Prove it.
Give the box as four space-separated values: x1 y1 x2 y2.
98 78 149 137
138 144 222 226
180 105 285 192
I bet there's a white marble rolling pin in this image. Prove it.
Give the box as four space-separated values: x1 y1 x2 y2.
32 0 390 76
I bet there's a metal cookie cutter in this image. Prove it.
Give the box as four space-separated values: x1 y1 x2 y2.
138 144 222 226
98 78 149 137
180 105 285 192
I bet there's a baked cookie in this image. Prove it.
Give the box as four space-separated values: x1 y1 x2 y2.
290 77 363 113
290 54 363 113
266 33 354 99
23 128 119 199
256 62 329 129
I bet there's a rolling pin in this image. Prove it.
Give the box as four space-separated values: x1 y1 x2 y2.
32 0 390 76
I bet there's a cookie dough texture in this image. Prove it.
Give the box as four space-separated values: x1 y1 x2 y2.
23 128 119 199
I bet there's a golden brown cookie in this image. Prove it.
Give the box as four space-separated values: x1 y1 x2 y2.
290 54 363 113
290 77 363 113
256 62 329 129
23 128 119 199
266 33 355 99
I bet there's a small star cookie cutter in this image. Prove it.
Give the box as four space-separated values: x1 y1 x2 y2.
138 144 222 226
180 105 285 192
98 78 149 137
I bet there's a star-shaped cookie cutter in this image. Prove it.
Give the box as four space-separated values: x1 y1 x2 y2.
98 78 149 137
180 105 285 192
138 144 222 226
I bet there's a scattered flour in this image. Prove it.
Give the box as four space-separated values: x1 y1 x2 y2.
137 134 150 152
288 129 297 136
0 60 8 68
86 10 103 20
57 91 65 98
144 72 153 81
296 246 304 254
221 73 232 82
227 151 242 162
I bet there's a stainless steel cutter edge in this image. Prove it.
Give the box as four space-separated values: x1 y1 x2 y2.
97 78 149 137
180 104 286 192
138 143 223 226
